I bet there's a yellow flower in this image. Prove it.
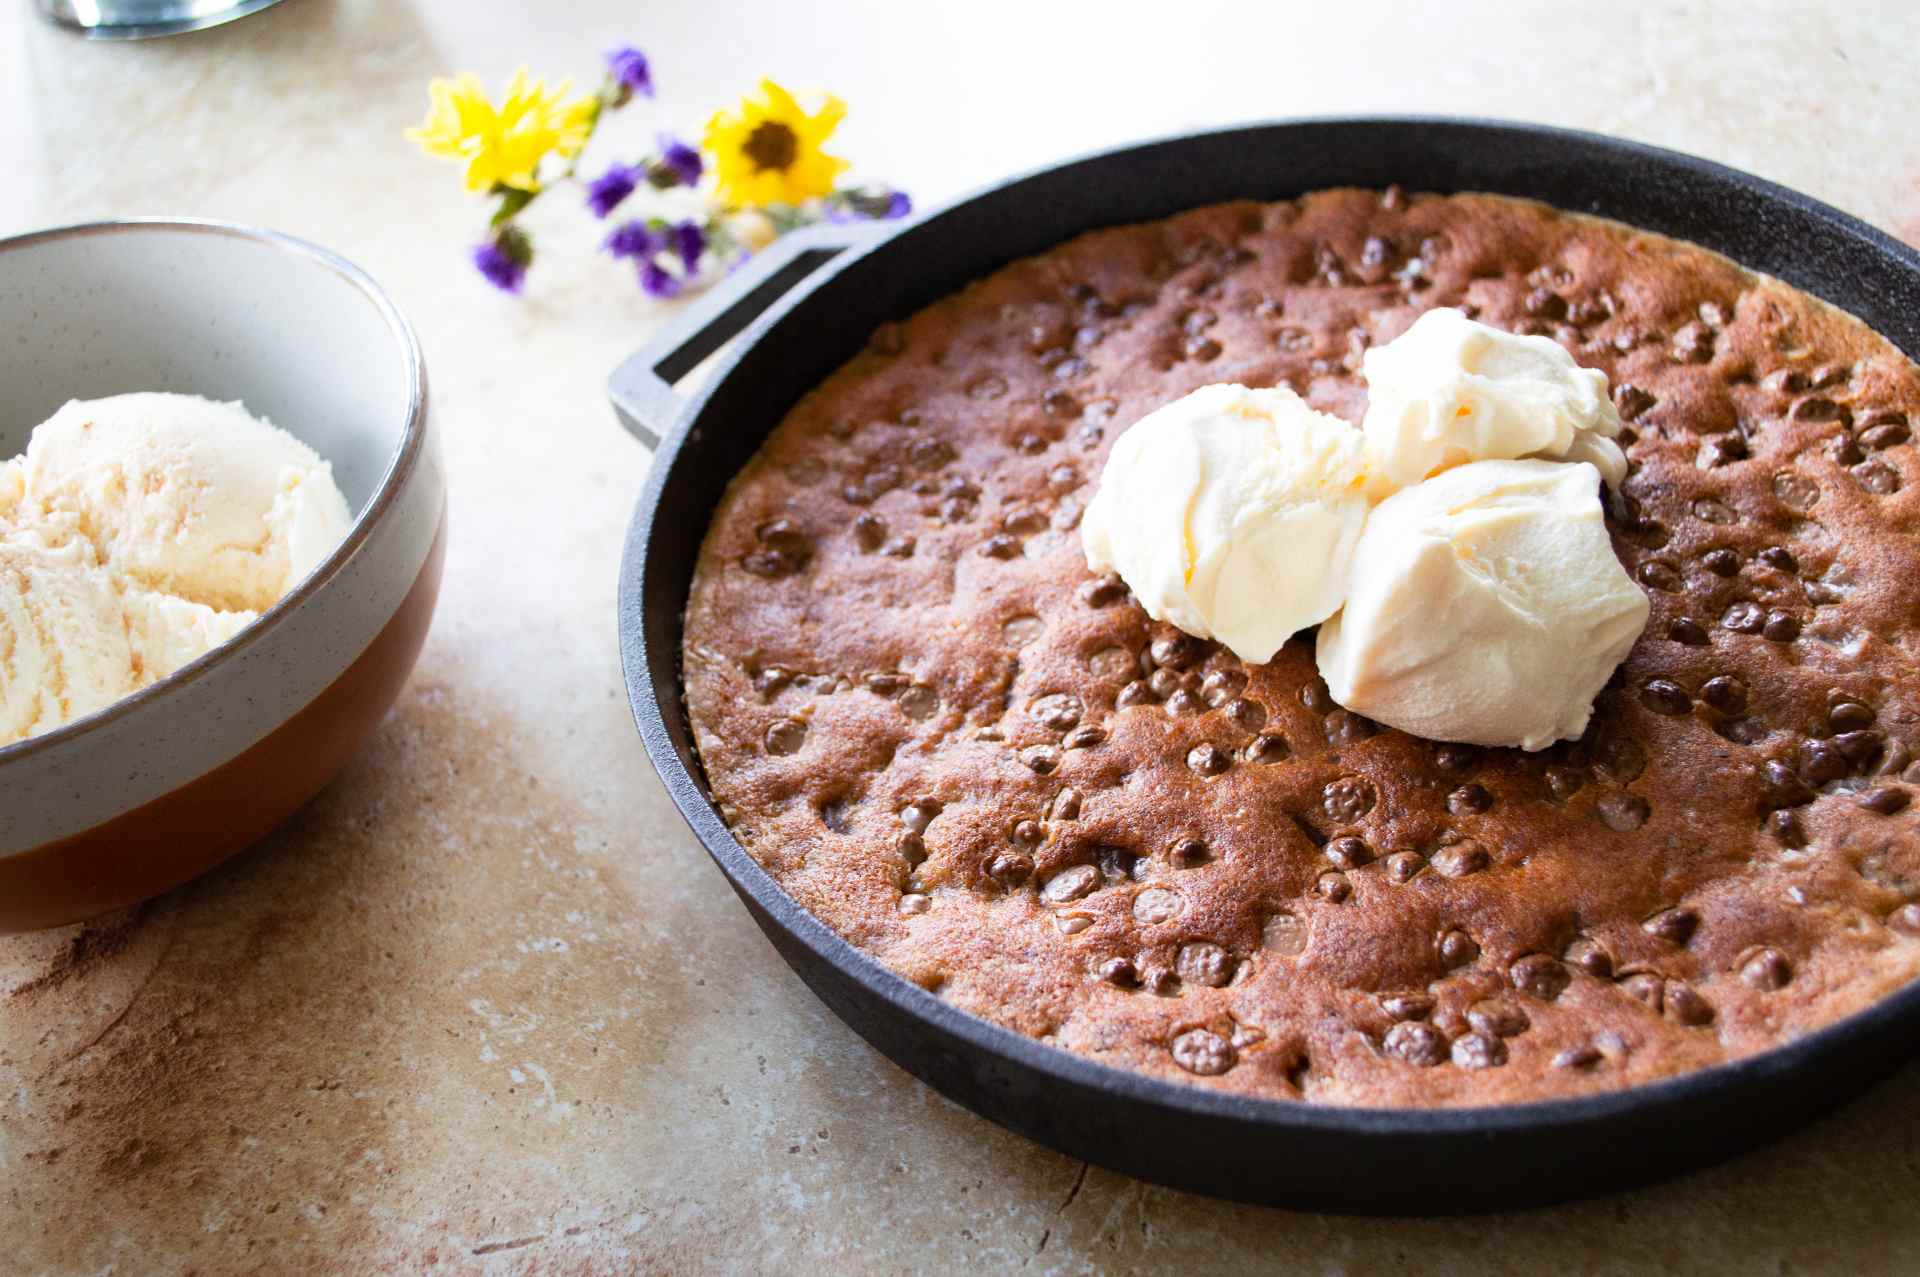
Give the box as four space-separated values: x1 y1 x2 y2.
704 79 850 209
407 69 597 193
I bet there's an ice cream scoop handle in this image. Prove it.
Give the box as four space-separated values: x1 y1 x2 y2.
606 223 879 448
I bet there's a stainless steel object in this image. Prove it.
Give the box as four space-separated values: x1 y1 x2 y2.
35 0 286 40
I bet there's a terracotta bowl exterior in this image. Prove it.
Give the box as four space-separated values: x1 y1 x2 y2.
0 220 445 932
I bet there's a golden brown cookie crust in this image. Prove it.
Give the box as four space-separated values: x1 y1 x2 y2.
682 189 1920 1106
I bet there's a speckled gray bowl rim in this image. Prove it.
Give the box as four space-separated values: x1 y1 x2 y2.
0 219 428 771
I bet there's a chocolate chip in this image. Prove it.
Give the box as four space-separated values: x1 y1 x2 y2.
1186 743 1231 777
1323 776 1378 823
1692 497 1738 524
1325 835 1373 870
1701 548 1741 577
1299 679 1336 714
1383 851 1426 884
1001 506 1049 535
898 893 931 915
1758 806 1804 844
1596 791 1650 831
1316 872 1352 902
1029 693 1084 732
1545 765 1587 801
1759 545 1799 574
1621 972 1665 1012
1165 689 1204 717
1511 954 1571 1001
1244 733 1291 764
1380 992 1434 1021
1147 669 1184 699
1078 574 1127 607
1854 460 1902 494
1860 787 1911 815
1564 937 1614 979
1439 928 1480 967
764 718 808 755
1762 760 1815 808
1889 904 1920 936
989 852 1034 887
1225 699 1268 732
1170 1028 1235 1076
1643 907 1699 945
1150 634 1205 670
1431 839 1491 877
1099 956 1140 988
1862 421 1912 450
1700 675 1748 714
1668 617 1710 646
1176 942 1235 988
1830 700 1876 731
755 666 796 697
1553 1045 1604 1071
1116 680 1159 709
852 512 887 551
1772 470 1821 512
897 832 927 865
1326 710 1379 746
1041 865 1099 904
1762 610 1801 642
1640 678 1692 716
1834 730 1884 768
1133 887 1183 924
1791 395 1847 424
1383 1022 1447 1068
1200 668 1248 707
1063 725 1107 750
1665 981 1714 1026
898 684 939 720
1467 999 1530 1038
1799 739 1848 785
1169 836 1211 868
979 533 1021 559
882 536 916 557
1721 601 1765 635
1447 784 1493 815
1050 788 1082 820
1021 745 1061 774
1740 948 1793 991
1636 560 1682 592
1451 1032 1508 1069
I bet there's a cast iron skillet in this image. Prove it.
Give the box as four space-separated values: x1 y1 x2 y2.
612 118 1920 1213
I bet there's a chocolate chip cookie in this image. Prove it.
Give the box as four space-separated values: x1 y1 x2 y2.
682 189 1920 1106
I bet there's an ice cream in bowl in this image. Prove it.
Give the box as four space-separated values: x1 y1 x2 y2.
0 220 445 932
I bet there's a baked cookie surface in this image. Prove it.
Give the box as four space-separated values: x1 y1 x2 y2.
682 189 1920 1106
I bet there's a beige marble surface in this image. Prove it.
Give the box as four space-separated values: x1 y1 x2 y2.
7 1 1920 1271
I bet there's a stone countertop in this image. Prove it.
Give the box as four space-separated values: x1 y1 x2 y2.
6 1 1920 1271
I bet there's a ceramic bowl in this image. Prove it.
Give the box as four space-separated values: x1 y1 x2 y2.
0 219 445 932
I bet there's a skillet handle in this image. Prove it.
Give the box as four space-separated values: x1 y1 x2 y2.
607 221 882 448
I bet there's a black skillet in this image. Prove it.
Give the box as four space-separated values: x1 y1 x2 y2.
611 118 1920 1213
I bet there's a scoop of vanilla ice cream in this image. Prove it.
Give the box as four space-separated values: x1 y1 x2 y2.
1081 384 1373 664
122 589 259 683
1316 459 1648 750
0 520 142 742
1361 308 1626 490
17 393 352 612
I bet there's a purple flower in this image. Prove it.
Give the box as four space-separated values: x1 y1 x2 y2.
639 259 681 299
829 187 914 222
585 163 639 219
605 46 653 98
472 227 531 294
603 220 658 259
659 135 703 186
669 220 705 272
